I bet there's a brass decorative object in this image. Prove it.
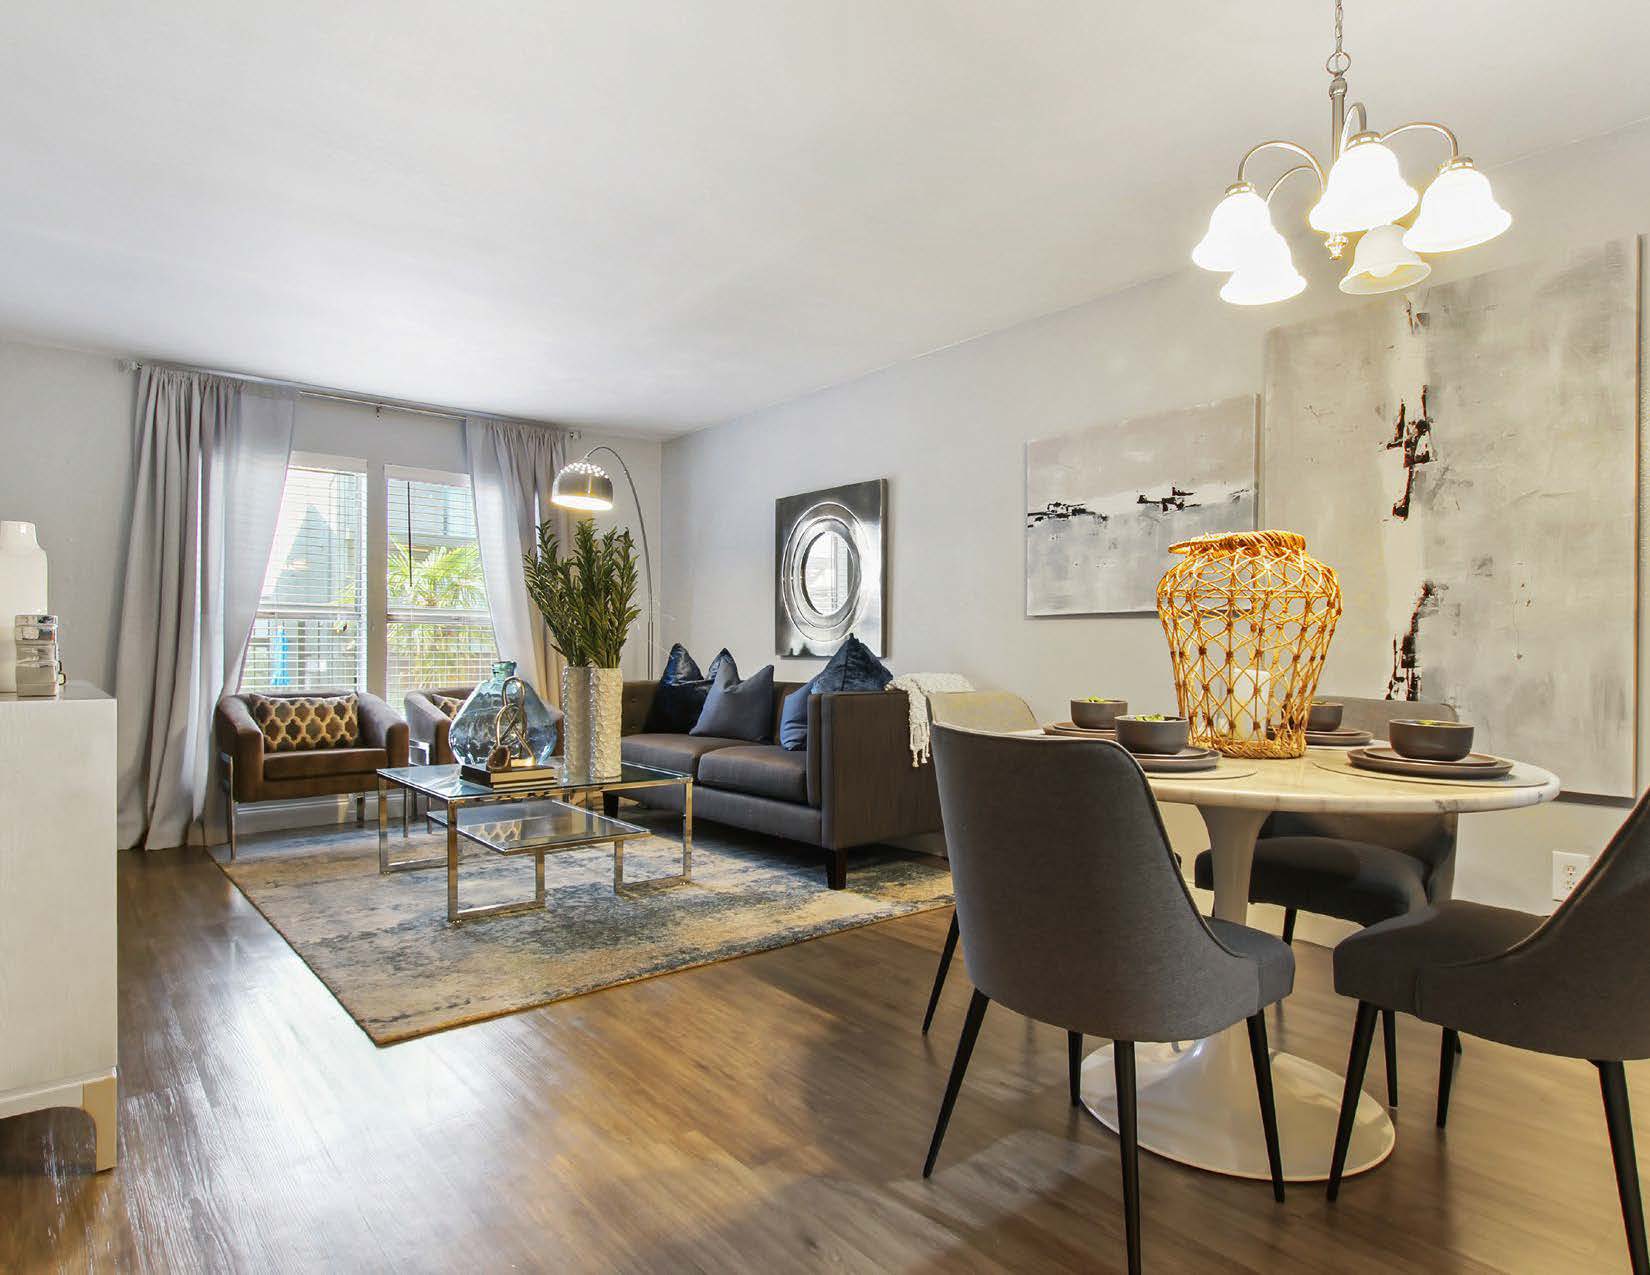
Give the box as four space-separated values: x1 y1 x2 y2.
1156 530 1342 758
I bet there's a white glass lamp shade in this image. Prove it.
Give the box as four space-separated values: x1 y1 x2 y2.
1309 135 1418 234
1218 232 1306 306
551 459 615 512
1340 224 1432 294
1402 160 1512 254
1192 184 1275 272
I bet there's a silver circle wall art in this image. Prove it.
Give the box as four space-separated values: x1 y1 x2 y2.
774 479 887 658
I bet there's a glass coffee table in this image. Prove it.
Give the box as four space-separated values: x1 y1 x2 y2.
375 762 694 923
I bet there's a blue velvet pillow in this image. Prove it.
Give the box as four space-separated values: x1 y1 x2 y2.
813 634 893 694
691 663 775 741
778 677 816 751
644 644 738 734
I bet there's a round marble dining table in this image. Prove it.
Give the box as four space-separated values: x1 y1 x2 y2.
1073 746 1561 1183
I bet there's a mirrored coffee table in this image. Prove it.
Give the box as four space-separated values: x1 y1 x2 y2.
375 762 694 923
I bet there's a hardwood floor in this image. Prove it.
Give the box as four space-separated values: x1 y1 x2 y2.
2 840 1643 1273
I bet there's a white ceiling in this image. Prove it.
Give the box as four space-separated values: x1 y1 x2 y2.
2 2 1648 435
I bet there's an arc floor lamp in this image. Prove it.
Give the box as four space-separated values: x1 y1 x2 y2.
550 446 657 677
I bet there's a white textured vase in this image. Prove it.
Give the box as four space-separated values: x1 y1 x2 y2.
589 666 623 780
0 521 48 695
560 665 594 783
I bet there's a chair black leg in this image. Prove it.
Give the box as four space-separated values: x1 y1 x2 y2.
1327 1001 1379 1201
1246 1012 1285 1202
1597 1060 1649 1275
923 989 989 1178
1437 1028 1461 1129
1115 1041 1142 1275
1068 1032 1083 1107
1382 1009 1399 1108
921 913 961 1034
1280 908 1297 946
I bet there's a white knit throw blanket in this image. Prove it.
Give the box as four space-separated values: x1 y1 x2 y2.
887 672 975 766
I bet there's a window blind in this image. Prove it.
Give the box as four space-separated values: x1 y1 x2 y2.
241 466 367 693
385 473 496 706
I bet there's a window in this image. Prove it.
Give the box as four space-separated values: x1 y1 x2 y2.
242 464 367 692
384 471 496 705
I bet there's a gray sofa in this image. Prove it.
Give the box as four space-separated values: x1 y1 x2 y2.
614 679 941 888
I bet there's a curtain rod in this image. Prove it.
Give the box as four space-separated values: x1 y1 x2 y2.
118 358 578 438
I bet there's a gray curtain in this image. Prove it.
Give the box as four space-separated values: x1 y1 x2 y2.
465 418 569 707
114 368 295 850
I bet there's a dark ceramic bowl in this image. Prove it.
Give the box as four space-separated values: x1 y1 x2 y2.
1115 715 1190 756
1071 698 1127 730
1307 701 1344 732
1388 719 1475 762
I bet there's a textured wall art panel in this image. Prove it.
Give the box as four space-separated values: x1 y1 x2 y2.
1265 238 1638 796
1025 396 1258 616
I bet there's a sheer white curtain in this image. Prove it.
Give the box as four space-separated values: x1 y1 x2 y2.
114 368 295 850
465 418 570 706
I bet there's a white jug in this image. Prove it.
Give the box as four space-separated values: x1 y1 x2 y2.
0 521 49 694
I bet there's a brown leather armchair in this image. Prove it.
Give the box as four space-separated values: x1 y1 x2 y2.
215 689 408 858
404 685 475 765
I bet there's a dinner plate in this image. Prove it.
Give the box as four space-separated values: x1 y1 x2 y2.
1306 727 1374 748
1131 746 1221 773
1348 746 1513 780
1043 721 1117 738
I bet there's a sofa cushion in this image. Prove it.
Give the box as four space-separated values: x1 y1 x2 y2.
691 663 775 742
813 634 893 694
246 692 361 751
621 733 745 777
778 677 815 751
263 746 388 780
644 644 737 733
698 744 809 804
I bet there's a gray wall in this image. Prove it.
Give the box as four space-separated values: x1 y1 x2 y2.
661 120 1650 918
0 341 663 692
0 341 135 690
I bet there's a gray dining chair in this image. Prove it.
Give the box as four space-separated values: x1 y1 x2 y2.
1192 695 1460 1107
1327 790 1650 1275
925 724 1292 1274
920 691 1039 1033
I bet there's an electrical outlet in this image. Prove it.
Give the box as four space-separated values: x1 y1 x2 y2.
1552 851 1592 901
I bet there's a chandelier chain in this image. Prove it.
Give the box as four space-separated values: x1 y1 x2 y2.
1325 0 1351 76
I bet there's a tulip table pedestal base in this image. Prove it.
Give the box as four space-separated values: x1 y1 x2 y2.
1079 1027 1394 1181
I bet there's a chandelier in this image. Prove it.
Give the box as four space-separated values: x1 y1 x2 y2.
1193 0 1511 305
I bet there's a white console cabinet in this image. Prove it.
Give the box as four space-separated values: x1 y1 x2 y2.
0 683 118 1170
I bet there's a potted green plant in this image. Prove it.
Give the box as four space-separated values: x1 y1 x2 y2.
523 519 640 780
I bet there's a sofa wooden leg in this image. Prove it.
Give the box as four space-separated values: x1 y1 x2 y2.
827 847 848 890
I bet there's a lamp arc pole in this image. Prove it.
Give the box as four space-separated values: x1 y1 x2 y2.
576 445 655 678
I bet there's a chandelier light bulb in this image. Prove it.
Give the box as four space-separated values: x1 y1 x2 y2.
1308 133 1418 234
1218 233 1307 306
1339 224 1431 294
1192 184 1277 272
1402 158 1513 254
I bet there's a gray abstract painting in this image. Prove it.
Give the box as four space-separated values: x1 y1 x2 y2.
1025 396 1258 615
1265 238 1637 796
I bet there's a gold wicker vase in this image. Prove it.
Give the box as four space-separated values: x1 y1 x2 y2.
1156 530 1342 759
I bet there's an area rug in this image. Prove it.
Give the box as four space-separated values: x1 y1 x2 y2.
213 813 952 1045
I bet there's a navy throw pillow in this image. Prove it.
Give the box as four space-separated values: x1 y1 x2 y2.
778 676 815 751
813 634 893 694
691 663 775 742
644 645 738 733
